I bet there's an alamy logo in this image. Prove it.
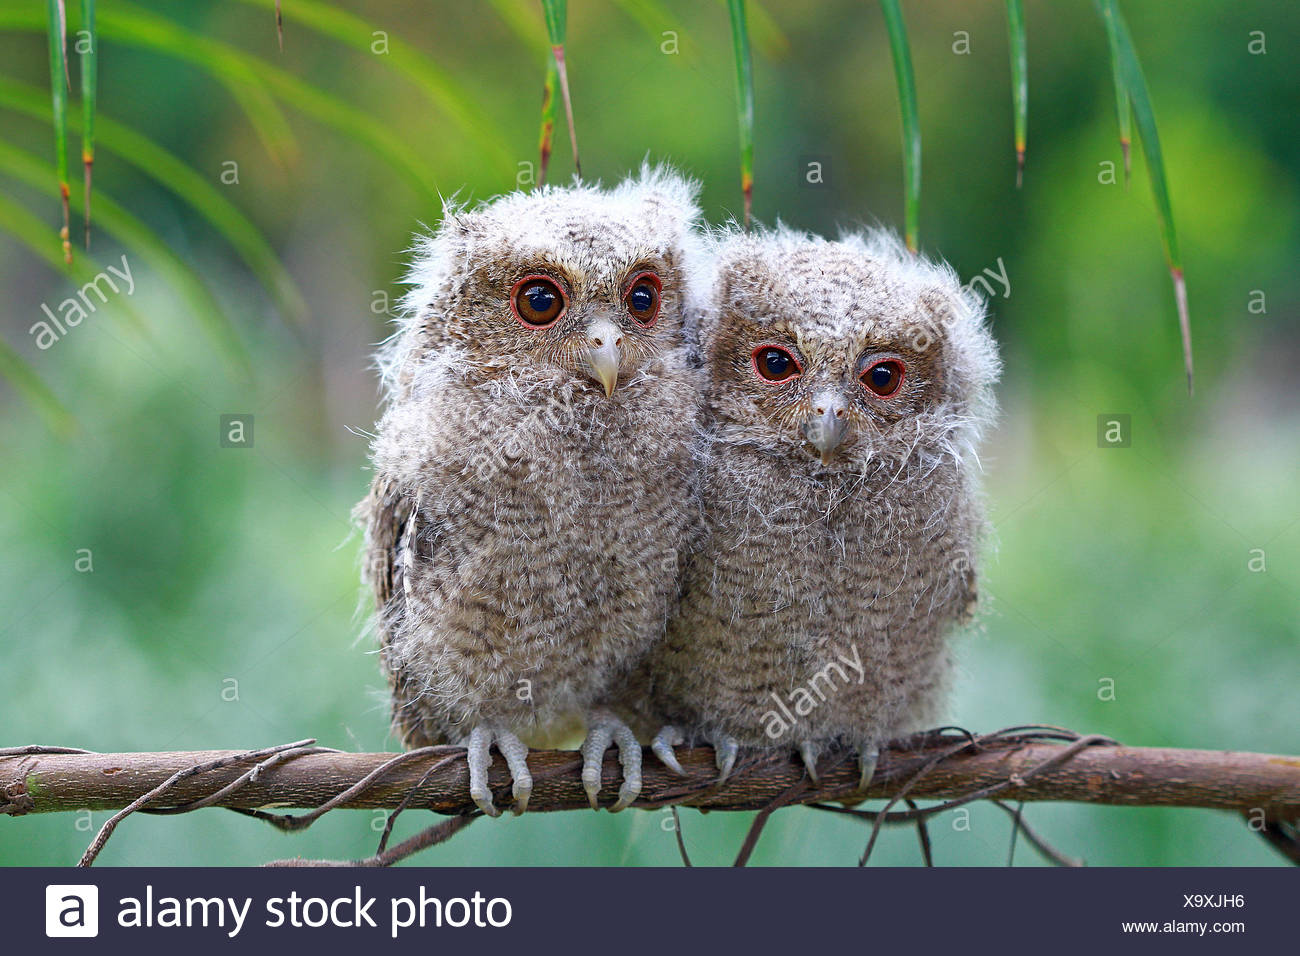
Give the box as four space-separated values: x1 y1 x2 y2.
45 884 99 937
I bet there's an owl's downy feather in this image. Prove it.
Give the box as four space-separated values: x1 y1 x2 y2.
638 223 1000 754
356 166 705 751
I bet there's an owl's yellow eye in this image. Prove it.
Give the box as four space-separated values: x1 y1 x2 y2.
624 271 662 326
511 275 566 328
861 358 905 397
752 345 801 383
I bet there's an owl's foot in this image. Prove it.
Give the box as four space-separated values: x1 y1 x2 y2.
464 723 533 817
650 725 686 776
798 740 822 784
712 733 739 783
855 741 880 793
580 710 642 812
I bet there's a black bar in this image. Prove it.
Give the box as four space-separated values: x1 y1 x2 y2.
6 867 1290 953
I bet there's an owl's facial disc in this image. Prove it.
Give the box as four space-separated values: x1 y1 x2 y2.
583 318 624 398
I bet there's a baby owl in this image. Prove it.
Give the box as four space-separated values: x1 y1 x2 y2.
643 226 999 787
357 167 703 815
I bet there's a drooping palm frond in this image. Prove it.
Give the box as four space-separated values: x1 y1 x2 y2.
879 0 919 252
1005 0 1027 187
0 189 159 434
1098 1 1132 184
541 0 580 177
1097 0 1192 393
45 0 71 264
726 0 755 227
0 139 250 372
0 78 307 326
78 0 94 249
538 49 559 185
233 0 515 175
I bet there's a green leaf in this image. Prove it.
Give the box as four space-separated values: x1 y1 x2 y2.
0 4 435 202
45 0 71 264
0 190 167 435
1098 1 1132 184
879 0 920 252
0 191 152 337
0 332 75 437
538 49 558 186
1096 0 1192 393
741 0 789 61
1005 0 1027 187
0 139 250 374
727 0 755 226
541 0 567 45
111 0 439 202
613 0 698 59
541 0 581 177
6 3 299 168
484 0 549 57
79 0 95 250
0 77 308 327
227 75 300 169
231 0 515 175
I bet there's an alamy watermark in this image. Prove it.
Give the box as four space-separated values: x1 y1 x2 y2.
29 254 135 350
760 643 865 739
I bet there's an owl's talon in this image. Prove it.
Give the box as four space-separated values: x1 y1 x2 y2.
580 710 643 811
580 723 613 810
463 723 532 817
495 729 533 815
713 735 739 783
651 725 686 776
857 742 880 793
465 725 501 817
798 740 821 784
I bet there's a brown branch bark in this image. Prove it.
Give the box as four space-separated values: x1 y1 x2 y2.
4 734 1298 819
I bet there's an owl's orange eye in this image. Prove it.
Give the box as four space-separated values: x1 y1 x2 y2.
624 271 662 326
861 358 905 397
511 275 566 328
752 346 801 383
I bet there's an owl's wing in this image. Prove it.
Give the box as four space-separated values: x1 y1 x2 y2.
361 474 444 746
362 474 415 611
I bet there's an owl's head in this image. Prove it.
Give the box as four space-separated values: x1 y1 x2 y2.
698 226 999 474
387 165 701 399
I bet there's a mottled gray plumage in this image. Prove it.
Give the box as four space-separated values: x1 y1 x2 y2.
640 225 1000 785
356 167 703 814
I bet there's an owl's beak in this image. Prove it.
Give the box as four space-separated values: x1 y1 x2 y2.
802 392 850 464
583 319 624 398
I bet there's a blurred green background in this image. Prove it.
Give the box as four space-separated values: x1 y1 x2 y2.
1 0 1296 866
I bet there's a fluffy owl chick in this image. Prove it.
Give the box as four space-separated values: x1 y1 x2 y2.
645 226 999 788
357 167 703 815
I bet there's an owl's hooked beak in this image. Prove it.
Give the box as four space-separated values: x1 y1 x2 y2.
802 391 850 464
583 318 624 398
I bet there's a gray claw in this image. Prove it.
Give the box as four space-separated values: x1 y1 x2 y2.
580 722 613 810
463 723 532 817
580 711 643 811
857 742 880 792
495 729 533 815
651 726 686 776
798 740 821 784
713 734 739 783
610 722 642 812
465 724 501 818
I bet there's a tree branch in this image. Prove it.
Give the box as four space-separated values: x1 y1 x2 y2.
4 729 1298 820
